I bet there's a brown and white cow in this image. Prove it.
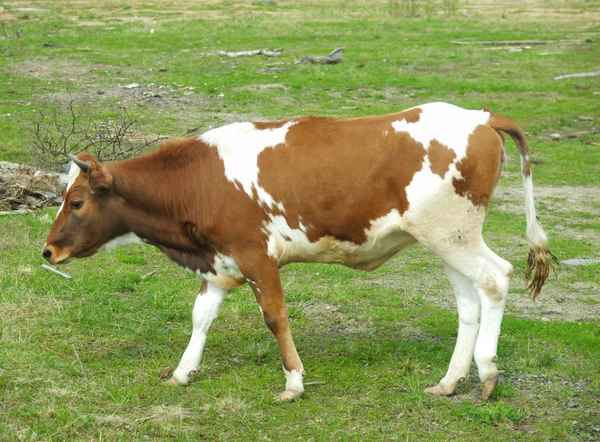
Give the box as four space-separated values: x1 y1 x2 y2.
43 102 555 400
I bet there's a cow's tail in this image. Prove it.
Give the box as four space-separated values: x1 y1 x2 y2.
487 110 557 301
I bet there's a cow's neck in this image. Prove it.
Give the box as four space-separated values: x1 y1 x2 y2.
106 142 216 269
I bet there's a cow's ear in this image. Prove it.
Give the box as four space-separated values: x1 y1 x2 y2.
71 152 113 194
88 163 113 194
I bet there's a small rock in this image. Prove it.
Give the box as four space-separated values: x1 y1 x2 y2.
567 401 578 408
159 366 173 378
40 214 53 224
122 83 140 89
540 316 550 322
550 133 561 140
578 116 593 121
562 258 600 266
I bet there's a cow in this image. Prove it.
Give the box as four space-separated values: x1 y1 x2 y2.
42 102 555 400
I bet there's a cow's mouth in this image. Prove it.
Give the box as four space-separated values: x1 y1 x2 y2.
74 246 99 259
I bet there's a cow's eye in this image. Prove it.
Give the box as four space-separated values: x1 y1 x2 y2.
71 200 84 210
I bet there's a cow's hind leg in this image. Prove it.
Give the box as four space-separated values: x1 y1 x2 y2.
435 244 512 400
169 280 228 386
425 264 480 396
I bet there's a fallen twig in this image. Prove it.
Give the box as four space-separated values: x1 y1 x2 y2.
450 39 551 46
219 48 282 57
553 71 600 80
296 47 345 64
135 414 161 424
41 264 73 279
141 270 157 280
0 209 34 215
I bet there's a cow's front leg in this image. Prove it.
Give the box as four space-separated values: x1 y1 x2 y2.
243 259 304 400
169 280 228 386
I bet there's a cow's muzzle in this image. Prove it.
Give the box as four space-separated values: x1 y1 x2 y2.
41 244 71 264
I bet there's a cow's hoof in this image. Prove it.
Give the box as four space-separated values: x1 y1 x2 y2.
424 383 454 397
276 389 303 401
168 369 195 386
482 374 499 400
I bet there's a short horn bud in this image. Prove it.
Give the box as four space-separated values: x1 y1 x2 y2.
69 154 91 172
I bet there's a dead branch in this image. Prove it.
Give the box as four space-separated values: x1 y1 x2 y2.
219 48 282 57
450 40 551 46
30 95 165 171
41 264 73 279
553 71 600 80
296 47 345 64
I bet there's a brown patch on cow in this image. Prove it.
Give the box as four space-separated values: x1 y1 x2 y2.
399 107 422 124
487 111 532 177
253 120 291 130
428 139 456 178
452 125 503 207
255 115 426 244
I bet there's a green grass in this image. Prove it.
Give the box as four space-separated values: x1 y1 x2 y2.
1 1 600 440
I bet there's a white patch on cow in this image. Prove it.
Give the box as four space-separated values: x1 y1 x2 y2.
392 102 490 161
100 233 143 251
213 253 243 279
56 161 82 219
200 121 296 211
198 252 244 289
401 161 486 254
262 210 415 270
284 368 304 394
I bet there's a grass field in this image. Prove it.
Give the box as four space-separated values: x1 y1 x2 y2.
1 1 599 440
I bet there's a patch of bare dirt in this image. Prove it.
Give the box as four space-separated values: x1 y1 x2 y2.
8 57 120 82
301 301 374 335
493 185 600 215
368 255 600 323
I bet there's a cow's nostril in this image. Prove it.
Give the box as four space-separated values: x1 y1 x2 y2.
42 249 52 260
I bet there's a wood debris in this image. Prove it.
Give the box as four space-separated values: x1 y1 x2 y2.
219 48 282 57
450 39 551 46
553 71 600 80
41 264 73 279
296 47 345 64
0 161 65 212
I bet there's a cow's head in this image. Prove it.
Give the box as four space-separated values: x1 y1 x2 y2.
42 153 125 264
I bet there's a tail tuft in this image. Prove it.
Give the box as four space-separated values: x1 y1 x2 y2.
487 110 556 301
525 246 558 301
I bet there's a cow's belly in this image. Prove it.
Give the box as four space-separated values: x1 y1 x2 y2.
264 209 417 270
275 229 416 270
